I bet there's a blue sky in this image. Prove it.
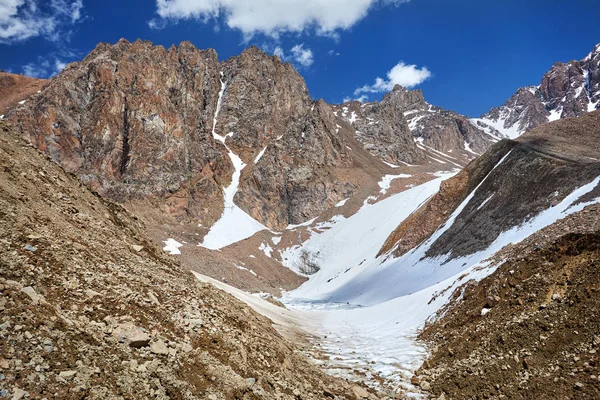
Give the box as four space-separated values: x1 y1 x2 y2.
1 0 599 117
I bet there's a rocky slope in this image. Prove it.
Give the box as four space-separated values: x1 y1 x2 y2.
7 39 389 232
0 72 46 116
418 229 600 400
381 110 600 260
335 85 496 167
0 120 371 400
474 42 600 138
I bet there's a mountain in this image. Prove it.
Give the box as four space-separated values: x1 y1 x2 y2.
3 38 600 399
473 43 600 138
335 85 497 168
7 40 394 236
0 120 364 400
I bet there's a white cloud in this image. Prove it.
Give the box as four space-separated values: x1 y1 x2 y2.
22 56 68 78
0 0 84 44
289 44 313 66
343 95 369 103
354 61 432 94
151 0 409 38
270 43 314 68
273 46 285 58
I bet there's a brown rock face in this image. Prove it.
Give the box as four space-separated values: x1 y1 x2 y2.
8 40 380 230
336 85 495 167
479 42 600 137
10 39 230 225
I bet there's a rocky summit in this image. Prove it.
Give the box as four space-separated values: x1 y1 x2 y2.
474 43 600 138
2 32 600 400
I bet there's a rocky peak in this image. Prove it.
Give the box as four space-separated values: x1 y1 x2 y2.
336 84 496 166
477 42 600 138
382 84 426 110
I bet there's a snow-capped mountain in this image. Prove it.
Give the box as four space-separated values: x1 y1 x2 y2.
473 43 600 138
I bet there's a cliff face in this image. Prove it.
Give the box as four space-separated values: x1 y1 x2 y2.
10 40 230 226
8 40 377 230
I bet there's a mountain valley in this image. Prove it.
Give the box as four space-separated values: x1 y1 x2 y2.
1 39 600 400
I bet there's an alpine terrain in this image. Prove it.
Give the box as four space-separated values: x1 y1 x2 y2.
1 35 600 400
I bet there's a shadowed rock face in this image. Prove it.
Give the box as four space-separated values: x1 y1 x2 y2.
8 40 379 229
479 43 600 136
336 85 495 167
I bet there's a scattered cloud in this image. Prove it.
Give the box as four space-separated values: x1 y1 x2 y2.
150 0 410 39
268 43 314 68
343 95 369 103
22 55 69 78
0 0 84 44
289 44 314 67
354 61 432 95
328 50 340 56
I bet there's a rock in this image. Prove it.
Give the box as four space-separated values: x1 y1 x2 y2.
246 377 256 385
351 385 369 398
574 382 584 389
150 340 169 355
420 380 431 391
0 358 9 369
131 244 144 252
410 375 420 386
112 322 150 348
182 343 193 353
22 286 44 305
23 244 37 252
85 289 102 298
59 370 77 379
11 388 27 400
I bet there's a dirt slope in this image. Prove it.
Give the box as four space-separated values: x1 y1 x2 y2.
0 72 46 115
0 121 372 399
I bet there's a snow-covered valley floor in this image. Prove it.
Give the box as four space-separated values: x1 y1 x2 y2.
184 138 600 396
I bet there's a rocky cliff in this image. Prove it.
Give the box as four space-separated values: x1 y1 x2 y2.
474 43 600 138
8 40 387 231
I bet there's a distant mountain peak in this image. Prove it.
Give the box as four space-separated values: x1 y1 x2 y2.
475 42 600 138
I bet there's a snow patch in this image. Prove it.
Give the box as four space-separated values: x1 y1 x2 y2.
335 198 349 207
378 174 412 195
259 243 273 258
201 75 269 250
254 146 267 163
163 238 183 255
